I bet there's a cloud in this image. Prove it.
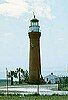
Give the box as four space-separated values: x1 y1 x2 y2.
0 0 28 18
0 0 55 20
26 0 56 20
33 1 55 20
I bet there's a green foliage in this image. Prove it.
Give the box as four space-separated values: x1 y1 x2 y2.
7 67 29 85
23 70 29 83
14 71 17 78
0 95 68 100
58 77 68 90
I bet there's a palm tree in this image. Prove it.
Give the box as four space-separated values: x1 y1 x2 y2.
8 70 18 85
8 67 29 85
16 67 24 84
24 70 29 83
16 68 29 84
8 71 14 85
11 71 14 85
14 71 17 78
16 68 20 84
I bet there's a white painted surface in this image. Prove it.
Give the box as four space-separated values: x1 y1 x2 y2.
0 85 68 95
29 26 40 32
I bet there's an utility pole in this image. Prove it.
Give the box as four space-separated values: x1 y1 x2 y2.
6 68 8 96
37 84 39 95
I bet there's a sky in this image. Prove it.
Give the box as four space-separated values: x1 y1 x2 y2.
0 0 68 78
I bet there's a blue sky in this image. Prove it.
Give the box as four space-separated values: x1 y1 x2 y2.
0 0 68 78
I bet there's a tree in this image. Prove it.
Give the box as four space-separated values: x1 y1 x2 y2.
7 68 29 85
8 71 14 85
7 70 18 85
11 71 14 85
16 68 21 84
14 71 17 78
24 70 29 83
16 68 25 84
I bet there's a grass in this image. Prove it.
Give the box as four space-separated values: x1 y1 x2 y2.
0 95 68 100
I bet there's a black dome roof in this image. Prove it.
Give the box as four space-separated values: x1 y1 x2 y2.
30 15 39 22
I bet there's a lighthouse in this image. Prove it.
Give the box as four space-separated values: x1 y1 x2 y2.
28 15 41 84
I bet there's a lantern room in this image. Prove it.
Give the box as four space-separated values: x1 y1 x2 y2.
29 15 40 32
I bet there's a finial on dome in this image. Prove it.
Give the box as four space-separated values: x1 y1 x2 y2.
33 12 35 18
34 15 35 18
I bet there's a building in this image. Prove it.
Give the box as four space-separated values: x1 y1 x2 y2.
44 73 59 84
28 15 41 84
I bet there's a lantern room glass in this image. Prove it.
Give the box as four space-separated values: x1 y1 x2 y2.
31 22 39 27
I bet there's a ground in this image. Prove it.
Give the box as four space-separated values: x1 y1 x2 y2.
0 95 68 100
